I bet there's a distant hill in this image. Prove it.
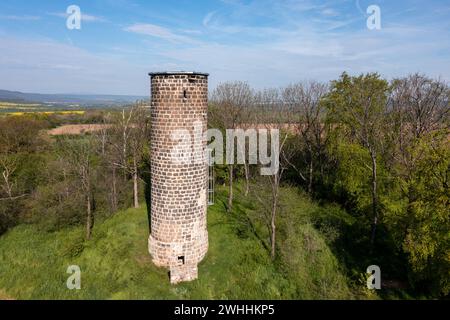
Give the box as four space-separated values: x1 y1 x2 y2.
0 89 147 106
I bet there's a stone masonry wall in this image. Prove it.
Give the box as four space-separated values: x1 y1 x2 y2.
148 72 209 284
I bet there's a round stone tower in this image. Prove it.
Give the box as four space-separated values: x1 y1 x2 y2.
148 71 209 284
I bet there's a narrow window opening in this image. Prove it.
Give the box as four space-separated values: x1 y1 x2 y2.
178 256 185 265
183 89 188 100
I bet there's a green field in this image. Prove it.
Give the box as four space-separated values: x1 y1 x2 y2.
0 186 358 300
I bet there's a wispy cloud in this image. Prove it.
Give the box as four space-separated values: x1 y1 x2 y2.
281 0 326 13
1 0 449 94
48 12 107 23
203 11 216 27
124 23 198 44
0 15 41 21
180 29 203 35
0 37 147 95
320 8 339 17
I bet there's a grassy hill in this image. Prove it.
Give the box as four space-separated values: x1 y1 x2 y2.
0 186 357 300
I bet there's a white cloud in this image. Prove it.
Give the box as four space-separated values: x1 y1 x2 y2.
180 29 203 35
0 37 147 95
1 0 449 94
0 15 41 21
124 23 197 44
158 19 450 88
81 14 107 22
48 12 107 23
203 11 216 27
320 8 339 17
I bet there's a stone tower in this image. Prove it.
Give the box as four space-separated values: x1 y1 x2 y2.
148 71 209 284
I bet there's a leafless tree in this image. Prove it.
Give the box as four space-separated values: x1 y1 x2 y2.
390 74 449 235
57 136 96 240
107 105 149 209
238 106 257 197
210 81 254 210
282 81 329 193
92 113 118 212
0 155 17 200
128 105 149 208
253 88 296 259
392 74 449 140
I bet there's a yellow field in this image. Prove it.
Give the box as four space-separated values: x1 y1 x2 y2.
0 102 43 107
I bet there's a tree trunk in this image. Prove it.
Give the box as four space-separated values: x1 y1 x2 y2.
133 157 139 208
63 169 70 198
122 110 128 182
111 166 117 212
270 178 279 259
228 164 233 211
244 162 250 197
1 169 13 199
370 152 378 245
308 155 314 194
86 193 92 240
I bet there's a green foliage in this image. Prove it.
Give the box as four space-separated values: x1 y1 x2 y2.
332 142 372 211
0 186 354 300
325 72 390 136
0 117 49 234
27 180 85 231
395 135 449 295
1 73 447 299
277 189 354 299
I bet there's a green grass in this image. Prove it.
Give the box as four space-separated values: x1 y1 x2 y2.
0 185 355 300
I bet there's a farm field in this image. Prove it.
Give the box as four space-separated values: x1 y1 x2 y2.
0 101 86 115
47 124 110 135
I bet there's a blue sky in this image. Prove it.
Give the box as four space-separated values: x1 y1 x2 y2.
0 0 449 95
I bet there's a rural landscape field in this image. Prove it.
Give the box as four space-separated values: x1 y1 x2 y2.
0 0 449 309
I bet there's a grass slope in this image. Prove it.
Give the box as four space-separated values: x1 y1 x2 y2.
0 186 354 300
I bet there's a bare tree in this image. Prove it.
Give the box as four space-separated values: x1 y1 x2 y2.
57 136 96 240
0 117 43 202
210 81 254 210
109 108 134 180
93 113 118 212
392 74 449 140
128 105 149 208
390 74 449 236
107 105 149 209
253 88 295 259
282 81 329 193
390 74 449 170
0 155 17 200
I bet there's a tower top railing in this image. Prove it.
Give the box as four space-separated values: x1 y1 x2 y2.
149 71 209 77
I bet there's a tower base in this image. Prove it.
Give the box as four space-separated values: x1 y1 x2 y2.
148 233 208 284
170 264 198 284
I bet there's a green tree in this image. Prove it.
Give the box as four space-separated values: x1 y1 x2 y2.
401 135 449 295
324 72 390 244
